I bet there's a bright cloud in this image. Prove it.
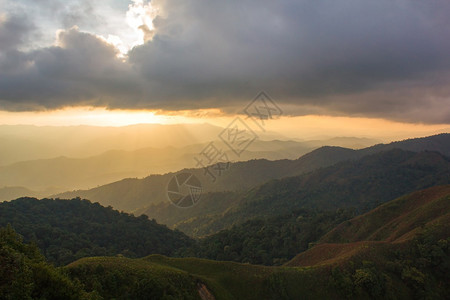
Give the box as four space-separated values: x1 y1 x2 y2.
126 0 158 47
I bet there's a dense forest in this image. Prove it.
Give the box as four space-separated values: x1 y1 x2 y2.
0 198 193 265
0 196 354 267
177 208 355 265
0 225 96 299
326 228 450 299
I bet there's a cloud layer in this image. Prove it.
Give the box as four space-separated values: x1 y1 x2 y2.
0 0 450 123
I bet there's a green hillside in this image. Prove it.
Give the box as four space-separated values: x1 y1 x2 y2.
68 227 449 299
0 198 193 265
68 256 204 300
67 254 335 300
0 225 96 299
283 185 450 298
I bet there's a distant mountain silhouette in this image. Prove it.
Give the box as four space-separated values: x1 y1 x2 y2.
54 134 450 214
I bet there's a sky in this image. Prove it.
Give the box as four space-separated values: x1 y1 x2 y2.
0 0 449 139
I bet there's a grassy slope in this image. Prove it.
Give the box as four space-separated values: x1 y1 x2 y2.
67 255 333 300
286 185 450 267
320 185 450 243
68 256 203 299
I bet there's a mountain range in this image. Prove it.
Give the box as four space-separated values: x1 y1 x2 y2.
50 133 449 227
0 123 380 198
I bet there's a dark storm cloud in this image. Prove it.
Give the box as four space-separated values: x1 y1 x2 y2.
0 28 140 110
0 0 450 123
0 13 34 51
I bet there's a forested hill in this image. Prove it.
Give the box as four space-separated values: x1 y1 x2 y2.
163 149 450 237
0 225 96 299
0 197 194 265
287 184 450 268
